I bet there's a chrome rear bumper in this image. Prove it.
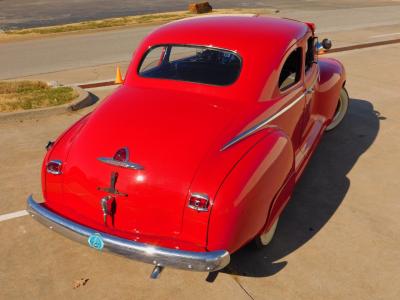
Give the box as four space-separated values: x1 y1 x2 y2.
27 195 230 272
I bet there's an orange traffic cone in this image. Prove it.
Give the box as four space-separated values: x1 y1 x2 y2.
115 65 124 84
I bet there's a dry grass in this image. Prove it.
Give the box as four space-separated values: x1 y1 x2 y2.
0 81 77 112
3 8 276 36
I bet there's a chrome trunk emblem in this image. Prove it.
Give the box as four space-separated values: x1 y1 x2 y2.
97 171 128 197
97 172 127 225
100 195 115 225
97 147 144 170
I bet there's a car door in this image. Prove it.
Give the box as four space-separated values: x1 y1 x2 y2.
301 35 319 141
269 46 306 153
293 35 326 174
254 45 307 223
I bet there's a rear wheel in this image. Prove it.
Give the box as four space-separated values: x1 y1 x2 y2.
325 88 349 131
254 217 279 249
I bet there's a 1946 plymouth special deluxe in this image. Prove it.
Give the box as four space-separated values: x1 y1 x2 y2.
27 15 348 278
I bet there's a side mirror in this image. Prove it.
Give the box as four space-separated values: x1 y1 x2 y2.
321 38 332 50
315 38 333 53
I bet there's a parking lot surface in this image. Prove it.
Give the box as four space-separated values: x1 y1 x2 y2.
0 41 399 299
2 0 400 297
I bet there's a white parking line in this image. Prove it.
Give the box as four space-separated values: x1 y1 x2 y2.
0 210 28 222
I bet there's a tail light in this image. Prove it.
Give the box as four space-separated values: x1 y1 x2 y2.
188 193 210 212
46 160 62 175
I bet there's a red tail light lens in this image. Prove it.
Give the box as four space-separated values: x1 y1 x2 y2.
188 193 210 212
113 147 129 162
46 160 62 175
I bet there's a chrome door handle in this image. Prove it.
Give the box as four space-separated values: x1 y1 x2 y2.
306 87 314 94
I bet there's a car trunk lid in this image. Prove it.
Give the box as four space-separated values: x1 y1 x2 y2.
59 86 235 244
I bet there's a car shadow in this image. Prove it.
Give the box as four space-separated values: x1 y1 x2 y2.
212 98 381 279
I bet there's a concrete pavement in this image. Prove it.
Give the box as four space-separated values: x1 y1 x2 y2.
1 43 400 299
1 1 400 299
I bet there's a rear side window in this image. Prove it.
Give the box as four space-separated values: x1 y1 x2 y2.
138 45 241 86
279 48 302 91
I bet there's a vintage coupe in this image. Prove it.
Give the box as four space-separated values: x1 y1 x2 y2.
27 15 348 278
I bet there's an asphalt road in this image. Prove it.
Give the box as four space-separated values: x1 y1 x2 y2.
0 0 397 30
1 3 400 80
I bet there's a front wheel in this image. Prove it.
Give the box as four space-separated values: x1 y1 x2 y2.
325 88 349 131
254 217 279 249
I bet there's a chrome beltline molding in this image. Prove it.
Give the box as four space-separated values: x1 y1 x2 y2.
27 195 230 272
221 91 307 151
97 157 144 170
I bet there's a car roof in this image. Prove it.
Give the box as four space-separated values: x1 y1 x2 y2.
142 15 309 57
128 16 310 102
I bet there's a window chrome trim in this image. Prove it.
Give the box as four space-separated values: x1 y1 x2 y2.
221 92 306 151
97 157 144 170
137 43 242 87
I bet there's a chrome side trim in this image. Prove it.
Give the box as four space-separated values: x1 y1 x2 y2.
97 157 144 170
27 195 230 272
221 92 306 151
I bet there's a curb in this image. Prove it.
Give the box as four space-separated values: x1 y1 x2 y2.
0 85 95 122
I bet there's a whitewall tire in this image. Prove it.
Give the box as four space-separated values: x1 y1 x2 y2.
254 217 279 248
326 88 349 131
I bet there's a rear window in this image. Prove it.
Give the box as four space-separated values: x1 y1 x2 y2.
138 45 241 86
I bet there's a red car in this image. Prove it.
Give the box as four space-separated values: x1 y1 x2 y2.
27 15 348 278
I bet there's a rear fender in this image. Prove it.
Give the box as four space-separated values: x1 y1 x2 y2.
207 129 294 252
43 114 91 204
